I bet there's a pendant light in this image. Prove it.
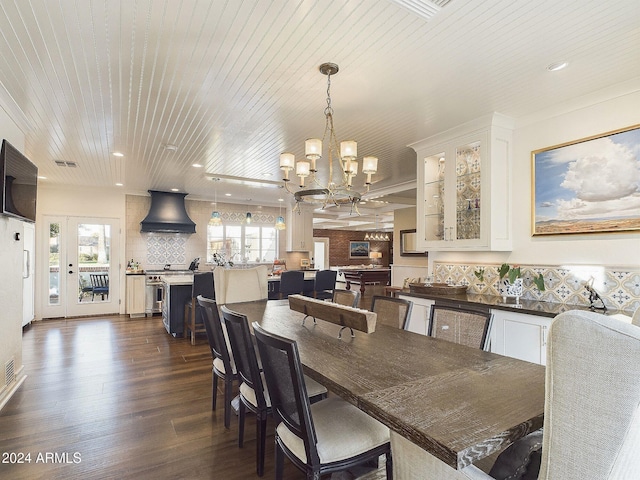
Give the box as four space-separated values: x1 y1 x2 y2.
275 198 286 230
209 178 222 226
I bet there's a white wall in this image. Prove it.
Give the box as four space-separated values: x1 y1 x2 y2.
429 87 640 271
0 104 27 408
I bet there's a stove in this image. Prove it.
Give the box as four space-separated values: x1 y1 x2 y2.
144 270 194 314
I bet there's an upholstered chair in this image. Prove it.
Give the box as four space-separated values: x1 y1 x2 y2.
462 310 640 480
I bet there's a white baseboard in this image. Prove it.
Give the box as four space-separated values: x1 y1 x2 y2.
0 370 27 412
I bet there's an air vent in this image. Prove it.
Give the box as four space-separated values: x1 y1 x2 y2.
54 160 78 167
389 0 453 20
5 358 15 386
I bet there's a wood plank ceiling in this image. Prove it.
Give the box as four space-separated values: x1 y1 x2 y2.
0 0 638 230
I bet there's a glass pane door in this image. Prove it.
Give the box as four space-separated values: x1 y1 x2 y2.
455 141 481 241
41 216 120 318
423 152 446 242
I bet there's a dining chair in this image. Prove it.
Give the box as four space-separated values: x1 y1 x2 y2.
197 296 238 429
632 306 640 326
310 269 337 300
370 295 413 329
90 273 109 300
332 288 360 308
462 310 640 480
183 271 214 345
278 270 305 299
220 306 327 477
253 322 393 480
428 304 493 351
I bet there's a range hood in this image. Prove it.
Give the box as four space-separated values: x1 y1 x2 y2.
140 190 196 234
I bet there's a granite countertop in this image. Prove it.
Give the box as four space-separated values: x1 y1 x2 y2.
161 274 195 285
269 271 317 281
396 289 632 318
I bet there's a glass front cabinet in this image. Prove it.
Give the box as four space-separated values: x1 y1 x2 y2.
410 113 514 251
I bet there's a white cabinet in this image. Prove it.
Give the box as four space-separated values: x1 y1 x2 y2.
398 295 434 336
286 204 313 252
126 275 146 317
490 309 552 365
410 113 514 251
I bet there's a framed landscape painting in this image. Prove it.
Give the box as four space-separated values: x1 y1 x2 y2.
349 241 370 258
532 124 640 236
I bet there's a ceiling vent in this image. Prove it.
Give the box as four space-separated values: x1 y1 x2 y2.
140 190 196 234
54 160 78 167
389 0 453 21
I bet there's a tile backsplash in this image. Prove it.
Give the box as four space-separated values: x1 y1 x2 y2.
434 262 640 313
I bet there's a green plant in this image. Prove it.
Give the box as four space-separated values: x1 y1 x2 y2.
499 263 545 291
474 267 485 282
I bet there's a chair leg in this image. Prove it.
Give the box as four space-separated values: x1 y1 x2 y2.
224 377 232 429
238 400 245 448
385 451 393 479
257 413 267 476
212 371 219 411
275 443 285 480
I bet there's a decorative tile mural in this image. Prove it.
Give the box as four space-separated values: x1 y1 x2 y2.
434 262 640 313
146 234 187 265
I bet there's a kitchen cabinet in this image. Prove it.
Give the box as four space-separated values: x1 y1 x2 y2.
286 203 313 252
410 113 514 251
490 309 551 365
162 281 191 336
398 295 434 336
126 274 146 317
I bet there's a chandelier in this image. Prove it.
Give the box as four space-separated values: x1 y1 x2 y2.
279 63 378 212
364 213 389 241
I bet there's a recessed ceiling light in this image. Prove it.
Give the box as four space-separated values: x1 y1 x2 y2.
262 172 273 177
225 193 232 196
112 152 124 157
171 188 179 192
278 198 284 202
38 175 47 180
192 163 203 168
115 182 123 187
163 144 178 152
547 61 568 72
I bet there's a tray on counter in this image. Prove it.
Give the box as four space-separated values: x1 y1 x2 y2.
409 283 468 295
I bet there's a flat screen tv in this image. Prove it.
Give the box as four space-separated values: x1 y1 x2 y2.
1 139 37 223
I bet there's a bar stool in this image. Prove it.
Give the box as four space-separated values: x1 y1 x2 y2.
184 272 214 345
278 270 305 299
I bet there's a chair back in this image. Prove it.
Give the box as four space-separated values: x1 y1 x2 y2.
90 273 109 289
279 270 305 297
220 306 267 410
428 304 492 350
371 295 413 329
192 271 214 299
313 270 337 295
213 265 268 304
333 289 360 308
197 296 235 374
253 323 321 468
539 310 640 479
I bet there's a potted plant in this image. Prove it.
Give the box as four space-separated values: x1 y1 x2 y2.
499 263 545 301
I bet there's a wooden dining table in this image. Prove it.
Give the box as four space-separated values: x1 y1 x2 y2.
226 299 545 479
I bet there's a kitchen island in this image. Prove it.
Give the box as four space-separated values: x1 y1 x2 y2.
227 299 545 479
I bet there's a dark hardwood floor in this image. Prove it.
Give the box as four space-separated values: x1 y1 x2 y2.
0 285 388 480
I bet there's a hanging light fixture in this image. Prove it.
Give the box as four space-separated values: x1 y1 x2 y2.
279 62 378 213
209 178 223 226
275 198 286 230
364 213 389 241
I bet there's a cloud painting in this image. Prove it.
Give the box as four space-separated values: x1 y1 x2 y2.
533 126 640 235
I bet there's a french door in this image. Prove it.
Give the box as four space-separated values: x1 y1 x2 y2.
41 216 120 318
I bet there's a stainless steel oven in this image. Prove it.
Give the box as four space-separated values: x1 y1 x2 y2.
145 274 164 315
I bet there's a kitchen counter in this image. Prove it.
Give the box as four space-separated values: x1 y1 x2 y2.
161 274 194 285
393 288 632 318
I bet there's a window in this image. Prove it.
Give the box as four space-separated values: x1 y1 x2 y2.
207 224 277 264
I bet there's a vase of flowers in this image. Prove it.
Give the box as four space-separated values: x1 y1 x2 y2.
498 263 545 303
